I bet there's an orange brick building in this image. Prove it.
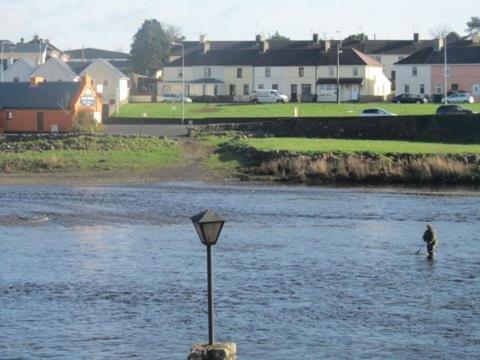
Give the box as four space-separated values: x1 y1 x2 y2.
0 75 102 133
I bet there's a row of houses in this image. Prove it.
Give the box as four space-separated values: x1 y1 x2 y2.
161 33 480 102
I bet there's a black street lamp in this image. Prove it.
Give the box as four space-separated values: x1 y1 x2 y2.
191 209 225 346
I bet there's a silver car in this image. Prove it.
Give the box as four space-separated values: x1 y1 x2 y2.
360 108 397 117
444 92 475 104
161 93 193 103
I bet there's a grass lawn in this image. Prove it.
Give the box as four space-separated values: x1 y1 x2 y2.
0 136 181 172
240 138 480 155
116 102 480 119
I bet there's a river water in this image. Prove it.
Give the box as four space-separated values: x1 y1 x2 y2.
0 183 479 359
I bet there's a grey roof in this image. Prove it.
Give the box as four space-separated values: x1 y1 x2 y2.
67 61 92 75
165 47 381 67
65 48 130 60
0 82 81 109
396 44 480 65
170 38 437 57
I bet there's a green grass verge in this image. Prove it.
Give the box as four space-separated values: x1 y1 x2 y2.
117 102 480 119
242 138 480 155
0 136 181 172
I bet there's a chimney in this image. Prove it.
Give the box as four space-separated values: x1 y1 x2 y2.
312 33 319 44
30 76 45 87
473 32 480 45
199 34 210 54
435 37 444 51
255 34 262 43
323 40 331 52
413 33 420 43
20 38 24 44
260 39 269 53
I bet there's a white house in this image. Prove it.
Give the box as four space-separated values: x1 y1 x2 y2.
78 59 130 111
30 58 79 82
2 58 36 82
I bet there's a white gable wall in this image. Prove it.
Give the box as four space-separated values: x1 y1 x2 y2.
3 58 35 82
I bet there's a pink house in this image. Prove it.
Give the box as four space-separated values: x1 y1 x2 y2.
431 64 480 101
395 35 480 101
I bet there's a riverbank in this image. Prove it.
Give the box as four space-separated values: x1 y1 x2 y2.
1 135 480 187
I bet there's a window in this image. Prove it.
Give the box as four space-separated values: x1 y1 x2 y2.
258 84 264 89
265 67 271 77
412 67 418 76
177 68 183 78
420 84 425 94
243 84 250 95
404 84 410 93
353 67 359 76
446 67 451 76
204 67 212 78
6 111 13 120
436 84 443 94
103 80 109 88
391 71 396 81
451 83 459 92
237 68 243 78
301 84 312 95
229 84 236 96
328 67 334 76
473 84 480 96
13 77 19 82
202 84 207 96
272 84 279 90
298 67 304 77
375 56 382 63
214 85 218 96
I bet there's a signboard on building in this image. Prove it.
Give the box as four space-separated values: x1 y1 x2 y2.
80 96 96 107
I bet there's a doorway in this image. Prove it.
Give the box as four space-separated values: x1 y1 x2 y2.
36 112 45 132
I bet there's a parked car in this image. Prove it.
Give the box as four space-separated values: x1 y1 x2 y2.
436 105 476 116
251 89 289 104
360 108 397 117
443 92 475 104
161 93 193 103
392 93 429 104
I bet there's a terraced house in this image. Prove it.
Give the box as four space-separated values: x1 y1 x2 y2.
161 35 391 102
395 34 480 101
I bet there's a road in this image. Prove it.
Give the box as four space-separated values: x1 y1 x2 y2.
105 124 190 137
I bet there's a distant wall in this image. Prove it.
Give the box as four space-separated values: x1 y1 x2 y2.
106 114 480 144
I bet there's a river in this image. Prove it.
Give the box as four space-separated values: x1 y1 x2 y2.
0 183 479 359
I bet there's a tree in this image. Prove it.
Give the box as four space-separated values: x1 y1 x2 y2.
446 31 461 42
343 33 368 42
268 31 290 41
466 16 480 35
130 19 180 76
430 25 452 39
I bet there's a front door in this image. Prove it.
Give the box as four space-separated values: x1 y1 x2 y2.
291 84 298 101
36 112 44 132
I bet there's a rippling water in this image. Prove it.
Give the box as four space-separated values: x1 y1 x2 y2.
0 183 479 359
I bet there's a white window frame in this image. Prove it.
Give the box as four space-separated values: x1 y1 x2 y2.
353 67 359 76
204 67 212 78
265 67 271 78
412 66 418 76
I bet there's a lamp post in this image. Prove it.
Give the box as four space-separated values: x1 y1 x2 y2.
443 36 448 105
336 32 343 105
172 42 185 125
191 209 225 346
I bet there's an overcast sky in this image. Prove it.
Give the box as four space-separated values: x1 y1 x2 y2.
1 0 477 52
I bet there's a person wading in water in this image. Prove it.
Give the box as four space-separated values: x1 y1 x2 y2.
423 224 437 260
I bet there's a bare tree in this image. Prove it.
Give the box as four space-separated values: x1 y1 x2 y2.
430 25 452 39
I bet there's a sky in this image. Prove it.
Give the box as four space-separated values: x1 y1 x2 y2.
0 0 478 52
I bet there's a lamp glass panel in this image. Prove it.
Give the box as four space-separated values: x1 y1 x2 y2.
201 222 224 245
193 222 206 244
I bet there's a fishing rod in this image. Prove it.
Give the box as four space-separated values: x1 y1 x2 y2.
415 244 424 255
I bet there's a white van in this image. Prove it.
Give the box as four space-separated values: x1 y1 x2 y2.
251 89 289 104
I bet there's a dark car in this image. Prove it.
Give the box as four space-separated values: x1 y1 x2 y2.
436 105 476 116
392 93 429 104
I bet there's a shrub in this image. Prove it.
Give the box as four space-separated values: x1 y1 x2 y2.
73 111 104 134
